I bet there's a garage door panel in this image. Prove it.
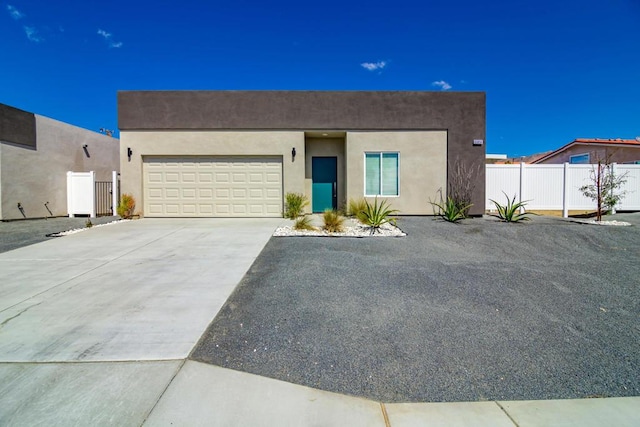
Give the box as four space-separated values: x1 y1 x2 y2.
232 173 246 183
198 173 213 183
198 189 213 198
215 173 230 183
165 173 180 183
144 156 282 217
182 173 196 183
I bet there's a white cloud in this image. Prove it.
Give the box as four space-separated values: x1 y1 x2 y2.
7 4 24 20
97 29 111 38
432 80 452 91
23 26 42 42
361 61 386 72
97 28 123 48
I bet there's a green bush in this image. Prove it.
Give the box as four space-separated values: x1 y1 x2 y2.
117 194 136 219
284 192 309 219
490 192 535 222
361 197 398 233
323 209 345 233
430 190 470 223
347 198 368 224
293 215 316 231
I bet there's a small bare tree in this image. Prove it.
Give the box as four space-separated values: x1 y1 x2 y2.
579 155 628 221
448 157 481 217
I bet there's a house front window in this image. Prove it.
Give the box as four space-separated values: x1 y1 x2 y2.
570 153 590 164
365 152 399 196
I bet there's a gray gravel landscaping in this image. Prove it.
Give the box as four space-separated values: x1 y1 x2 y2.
0 216 120 253
192 213 640 403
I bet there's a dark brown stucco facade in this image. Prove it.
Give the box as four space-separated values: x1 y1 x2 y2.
0 103 36 149
118 90 486 215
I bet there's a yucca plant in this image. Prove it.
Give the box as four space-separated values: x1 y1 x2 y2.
429 190 471 223
362 197 398 233
348 198 369 224
293 215 316 231
323 209 345 233
284 192 309 219
490 192 535 222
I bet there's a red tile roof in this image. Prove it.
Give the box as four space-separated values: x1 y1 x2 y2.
573 138 640 146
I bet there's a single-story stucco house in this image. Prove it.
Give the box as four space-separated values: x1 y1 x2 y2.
0 103 119 220
532 138 640 165
117 90 486 217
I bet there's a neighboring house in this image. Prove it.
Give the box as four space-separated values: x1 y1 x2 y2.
117 90 486 217
533 138 640 164
0 103 120 220
486 154 507 164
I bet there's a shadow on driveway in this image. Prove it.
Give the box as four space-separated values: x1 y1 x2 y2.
191 213 640 403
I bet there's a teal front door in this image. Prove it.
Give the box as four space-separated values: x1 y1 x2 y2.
312 157 337 212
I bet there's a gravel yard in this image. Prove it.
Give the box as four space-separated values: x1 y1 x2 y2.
0 216 120 253
192 213 640 403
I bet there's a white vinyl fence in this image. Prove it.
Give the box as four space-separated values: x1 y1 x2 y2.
486 163 640 216
67 171 118 217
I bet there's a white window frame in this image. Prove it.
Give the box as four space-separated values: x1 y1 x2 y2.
364 151 400 197
569 153 590 164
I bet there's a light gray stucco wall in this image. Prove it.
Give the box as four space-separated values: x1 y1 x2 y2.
119 131 305 216
1 115 119 220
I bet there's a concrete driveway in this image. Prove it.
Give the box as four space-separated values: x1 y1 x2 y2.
0 218 281 425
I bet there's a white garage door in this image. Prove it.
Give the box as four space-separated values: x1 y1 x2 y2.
143 156 283 217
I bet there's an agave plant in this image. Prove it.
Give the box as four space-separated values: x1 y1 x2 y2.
362 197 398 233
429 190 471 223
490 192 535 222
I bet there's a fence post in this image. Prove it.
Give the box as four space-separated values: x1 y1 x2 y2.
611 163 617 215
112 171 118 216
519 162 525 214
562 162 569 218
67 171 74 218
90 171 97 218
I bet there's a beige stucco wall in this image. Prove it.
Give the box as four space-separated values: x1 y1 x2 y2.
0 115 119 220
304 137 345 212
345 131 447 214
119 131 305 216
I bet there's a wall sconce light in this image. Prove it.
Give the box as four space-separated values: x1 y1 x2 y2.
291 147 296 160
127 147 133 161
82 144 90 158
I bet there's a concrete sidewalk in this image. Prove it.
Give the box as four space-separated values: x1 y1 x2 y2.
0 218 638 426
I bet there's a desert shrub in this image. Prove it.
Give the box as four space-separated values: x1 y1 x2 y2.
284 192 309 219
579 157 628 221
361 197 398 233
448 158 480 217
323 209 345 233
430 189 470 223
117 193 136 219
347 198 368 223
293 215 316 231
490 192 535 222
85 219 93 228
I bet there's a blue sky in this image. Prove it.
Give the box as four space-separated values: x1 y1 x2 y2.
2 0 638 157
